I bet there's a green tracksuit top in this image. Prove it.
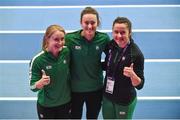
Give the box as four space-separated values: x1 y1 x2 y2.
29 47 71 107
65 30 110 92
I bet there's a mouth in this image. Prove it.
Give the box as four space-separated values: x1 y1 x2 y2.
54 44 61 49
117 38 124 43
87 30 93 33
115 39 126 47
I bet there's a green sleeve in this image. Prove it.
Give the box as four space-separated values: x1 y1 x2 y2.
29 59 42 92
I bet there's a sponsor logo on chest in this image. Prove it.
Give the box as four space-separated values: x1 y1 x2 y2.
74 45 100 51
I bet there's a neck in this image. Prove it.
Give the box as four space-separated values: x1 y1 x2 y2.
46 47 63 57
81 31 94 41
53 52 58 57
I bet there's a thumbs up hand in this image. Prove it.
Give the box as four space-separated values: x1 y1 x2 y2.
35 69 50 89
123 63 134 78
123 63 142 86
41 69 50 85
41 69 46 76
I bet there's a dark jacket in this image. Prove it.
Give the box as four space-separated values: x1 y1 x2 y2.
103 39 145 105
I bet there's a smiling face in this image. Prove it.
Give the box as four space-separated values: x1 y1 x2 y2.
112 23 131 48
46 30 65 56
81 14 98 41
42 25 65 57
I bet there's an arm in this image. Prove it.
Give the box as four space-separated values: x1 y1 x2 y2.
102 34 111 70
123 53 145 90
123 63 142 86
29 59 50 92
101 41 110 71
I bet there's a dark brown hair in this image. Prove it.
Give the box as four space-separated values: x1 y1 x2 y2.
80 7 100 26
113 17 132 34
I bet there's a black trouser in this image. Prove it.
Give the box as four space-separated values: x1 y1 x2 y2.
71 89 102 119
37 101 71 119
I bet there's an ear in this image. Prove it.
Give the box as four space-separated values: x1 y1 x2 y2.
97 20 100 27
129 32 132 36
80 19 83 25
128 33 131 39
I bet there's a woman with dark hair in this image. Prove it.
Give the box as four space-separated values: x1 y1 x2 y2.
102 17 145 119
65 7 110 119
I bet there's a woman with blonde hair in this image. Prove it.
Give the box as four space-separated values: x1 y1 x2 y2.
30 25 71 119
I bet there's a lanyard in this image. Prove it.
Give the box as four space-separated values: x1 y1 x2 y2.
107 42 130 78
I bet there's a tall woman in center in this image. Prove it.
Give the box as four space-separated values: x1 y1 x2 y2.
65 7 110 119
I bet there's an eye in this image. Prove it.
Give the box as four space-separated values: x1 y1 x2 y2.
60 37 64 41
54 38 59 42
120 31 126 35
90 21 95 25
85 21 95 25
114 30 119 34
85 21 89 25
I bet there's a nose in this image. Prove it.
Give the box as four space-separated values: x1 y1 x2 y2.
117 32 122 38
88 23 92 29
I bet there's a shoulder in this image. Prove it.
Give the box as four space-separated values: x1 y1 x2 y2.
96 31 110 39
107 40 116 48
65 30 81 46
131 41 144 59
61 46 71 58
95 31 110 45
61 46 71 62
132 43 143 53
65 30 80 39
62 46 70 53
30 51 45 68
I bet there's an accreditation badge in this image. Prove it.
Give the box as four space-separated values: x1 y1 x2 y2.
105 77 115 94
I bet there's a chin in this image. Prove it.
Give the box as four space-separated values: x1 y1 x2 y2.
87 30 94 34
121 45 126 48
117 42 124 48
85 32 92 36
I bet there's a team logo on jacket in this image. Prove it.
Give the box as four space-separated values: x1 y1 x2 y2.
119 111 126 115
63 60 67 64
96 46 100 50
46 65 52 70
122 56 126 61
75 46 81 50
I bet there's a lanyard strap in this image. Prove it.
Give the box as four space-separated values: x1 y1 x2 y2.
107 42 130 78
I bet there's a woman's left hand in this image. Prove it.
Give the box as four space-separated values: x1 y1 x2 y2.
123 63 141 86
123 63 134 78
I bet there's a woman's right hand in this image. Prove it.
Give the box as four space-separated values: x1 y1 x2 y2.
35 69 50 89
